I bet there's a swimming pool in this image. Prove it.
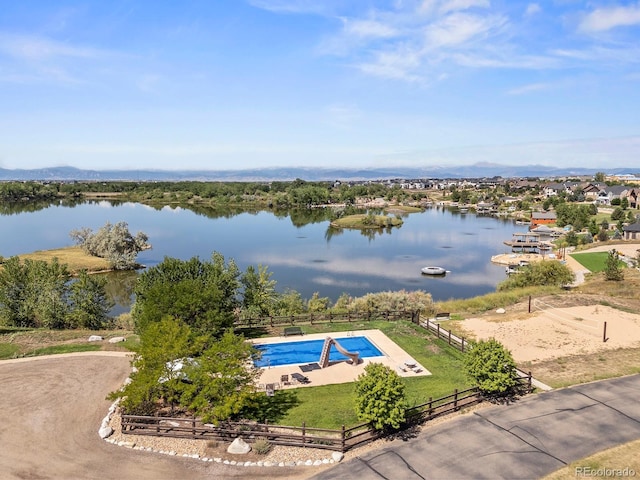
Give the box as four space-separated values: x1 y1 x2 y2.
254 336 383 368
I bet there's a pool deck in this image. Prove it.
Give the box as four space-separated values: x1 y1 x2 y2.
250 329 431 391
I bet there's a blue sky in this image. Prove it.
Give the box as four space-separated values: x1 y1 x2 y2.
1 1 639 172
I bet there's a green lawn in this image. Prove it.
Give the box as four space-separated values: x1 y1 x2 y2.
570 251 625 272
260 320 472 429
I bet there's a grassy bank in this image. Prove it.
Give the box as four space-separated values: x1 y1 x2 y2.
330 213 403 229
0 327 137 360
12 246 112 274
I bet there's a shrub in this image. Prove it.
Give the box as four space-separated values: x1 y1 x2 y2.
252 439 272 455
354 363 407 431
464 338 518 395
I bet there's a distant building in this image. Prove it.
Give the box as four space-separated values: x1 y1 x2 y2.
530 211 557 228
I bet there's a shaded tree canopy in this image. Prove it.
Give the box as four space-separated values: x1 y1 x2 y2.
131 252 241 336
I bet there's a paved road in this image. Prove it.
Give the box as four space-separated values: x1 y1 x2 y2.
312 374 640 480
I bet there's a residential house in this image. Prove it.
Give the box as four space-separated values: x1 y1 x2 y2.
596 185 633 206
530 211 557 228
623 221 640 240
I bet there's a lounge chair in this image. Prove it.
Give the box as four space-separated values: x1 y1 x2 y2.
291 372 310 384
265 383 275 397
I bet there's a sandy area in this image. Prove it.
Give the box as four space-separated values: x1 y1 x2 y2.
460 305 640 363
467 242 640 363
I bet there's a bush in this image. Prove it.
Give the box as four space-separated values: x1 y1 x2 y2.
252 439 272 455
464 338 518 395
354 363 407 431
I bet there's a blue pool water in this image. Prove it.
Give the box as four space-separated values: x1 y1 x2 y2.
254 336 383 367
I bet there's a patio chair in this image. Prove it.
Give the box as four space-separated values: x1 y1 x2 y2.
281 374 290 385
265 383 276 397
291 372 310 384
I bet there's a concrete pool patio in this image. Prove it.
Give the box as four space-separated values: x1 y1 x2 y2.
250 329 431 389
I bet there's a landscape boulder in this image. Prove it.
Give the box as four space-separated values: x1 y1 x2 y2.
108 336 126 343
88 335 103 342
227 438 251 454
496 308 506 314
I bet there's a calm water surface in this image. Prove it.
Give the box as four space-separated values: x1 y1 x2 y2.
0 202 528 308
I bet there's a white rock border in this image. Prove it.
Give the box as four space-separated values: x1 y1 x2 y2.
99 399 344 468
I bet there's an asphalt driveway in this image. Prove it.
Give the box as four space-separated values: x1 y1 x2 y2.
312 374 640 480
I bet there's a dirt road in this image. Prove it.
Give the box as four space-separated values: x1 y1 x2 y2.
0 353 305 480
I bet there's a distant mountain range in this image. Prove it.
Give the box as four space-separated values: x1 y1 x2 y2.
0 164 637 182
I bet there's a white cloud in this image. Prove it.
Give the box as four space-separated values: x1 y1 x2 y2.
424 12 506 49
247 0 329 15
579 3 640 32
0 33 99 61
438 0 490 15
343 19 399 38
525 3 541 17
506 82 552 95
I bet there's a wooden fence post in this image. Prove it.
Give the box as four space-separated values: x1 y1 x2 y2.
428 397 433 417
448 329 451 345
528 371 532 391
192 417 196 437
437 323 440 339
302 422 306 447
341 425 346 452
461 337 465 352
454 389 458 410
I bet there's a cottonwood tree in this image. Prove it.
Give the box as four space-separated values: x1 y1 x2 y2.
240 264 278 317
132 252 241 336
67 270 114 329
111 316 195 415
354 363 407 431
180 330 260 424
70 221 150 270
464 338 518 395
0 257 69 328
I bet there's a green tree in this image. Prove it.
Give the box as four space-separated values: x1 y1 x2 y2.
132 253 240 336
67 270 114 329
604 249 624 281
241 264 278 317
498 261 574 290
70 221 150 270
0 257 70 328
354 363 407 431
611 207 625 221
180 330 260 424
594 172 606 182
464 338 518 395
110 317 194 415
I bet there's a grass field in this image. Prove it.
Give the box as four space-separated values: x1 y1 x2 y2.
263 320 471 429
570 251 626 272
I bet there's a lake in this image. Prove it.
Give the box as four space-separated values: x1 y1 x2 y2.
0 201 528 311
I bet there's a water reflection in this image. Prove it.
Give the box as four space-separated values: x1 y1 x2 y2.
0 200 527 308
